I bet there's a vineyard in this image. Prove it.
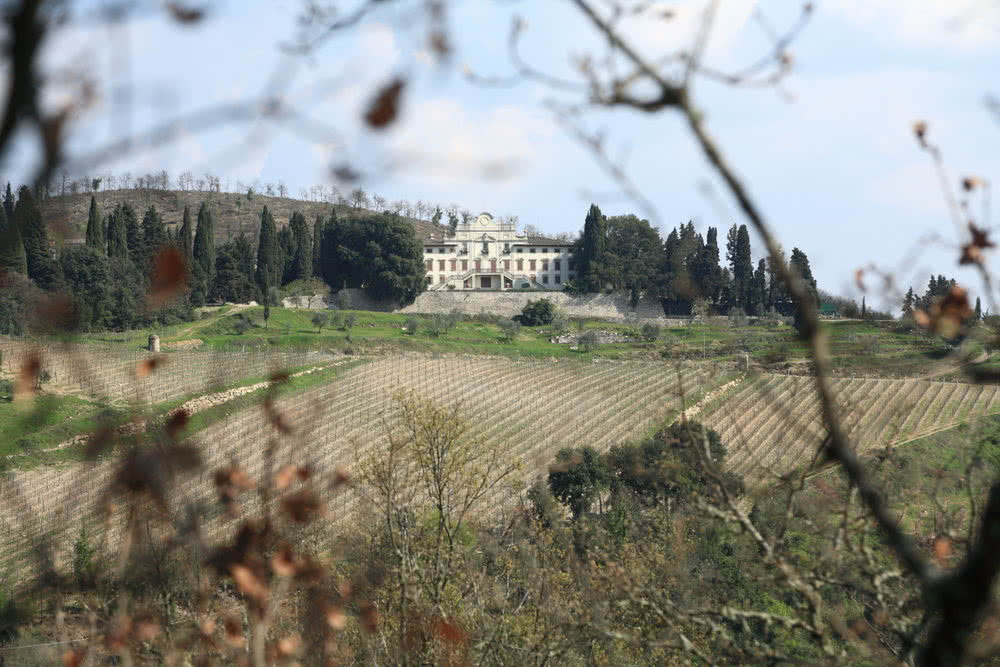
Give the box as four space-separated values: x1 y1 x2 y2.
0 338 329 404
0 355 725 579
702 374 1000 487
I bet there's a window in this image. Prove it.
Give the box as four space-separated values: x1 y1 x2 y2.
503 260 510 271
450 259 456 271
541 259 548 271
462 260 468 271
503 243 510 253
425 248 432 254
438 260 445 271
439 247 446 253
516 259 523 271
555 275 561 284
439 275 445 283
426 275 432 284
542 275 549 285
568 261 575 271
542 248 548 253
529 248 536 253
516 247 523 253
554 259 561 271
475 260 481 271
529 259 536 270
426 260 433 271
482 241 489 254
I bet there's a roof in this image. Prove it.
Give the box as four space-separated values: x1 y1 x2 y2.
524 235 574 247
819 303 839 313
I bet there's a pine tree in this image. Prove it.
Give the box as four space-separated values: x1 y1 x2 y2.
85 196 102 249
255 206 280 297
177 205 193 267
0 201 26 275
106 207 129 259
902 287 916 317
312 214 324 277
289 211 312 282
17 186 60 289
192 203 216 287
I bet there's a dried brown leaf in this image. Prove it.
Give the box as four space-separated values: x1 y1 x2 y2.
277 634 301 656
282 490 325 523
223 615 245 647
166 2 205 24
363 77 406 129
854 268 865 292
933 536 952 565
325 605 347 630
360 602 379 633
332 465 351 490
433 617 466 644
165 409 189 440
62 648 87 667
230 563 269 602
14 354 41 403
136 355 166 378
271 544 298 577
275 465 298 490
84 425 116 459
148 246 187 306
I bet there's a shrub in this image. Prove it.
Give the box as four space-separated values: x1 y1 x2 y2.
404 315 420 335
519 298 556 326
72 524 99 588
334 290 352 311
311 311 330 332
341 312 356 331
551 316 569 336
547 447 610 519
578 330 598 352
640 322 661 342
498 319 520 342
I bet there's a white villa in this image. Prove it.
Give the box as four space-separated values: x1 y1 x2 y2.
423 213 575 290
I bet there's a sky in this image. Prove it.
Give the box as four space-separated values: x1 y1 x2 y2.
4 0 1000 310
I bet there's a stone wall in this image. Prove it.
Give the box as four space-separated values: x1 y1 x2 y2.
284 288 680 322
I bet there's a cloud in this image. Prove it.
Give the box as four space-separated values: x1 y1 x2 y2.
823 0 999 52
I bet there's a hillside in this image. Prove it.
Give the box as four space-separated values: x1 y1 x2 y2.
38 189 445 244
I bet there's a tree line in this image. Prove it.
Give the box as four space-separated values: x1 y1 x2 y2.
573 204 819 323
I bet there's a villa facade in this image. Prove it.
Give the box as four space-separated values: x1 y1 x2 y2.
423 213 575 290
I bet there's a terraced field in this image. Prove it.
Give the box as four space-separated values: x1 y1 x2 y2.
702 374 1000 486
0 355 725 577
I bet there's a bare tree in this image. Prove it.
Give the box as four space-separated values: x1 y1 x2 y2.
277 181 287 198
350 187 369 209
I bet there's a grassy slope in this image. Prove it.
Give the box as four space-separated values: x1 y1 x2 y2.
39 189 444 245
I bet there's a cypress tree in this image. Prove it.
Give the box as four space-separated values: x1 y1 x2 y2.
141 205 167 271
101 215 109 255
289 211 312 282
118 203 140 258
278 225 295 285
106 207 129 259
789 247 818 334
751 259 767 315
732 225 753 310
192 202 216 287
17 186 60 289
579 204 607 292
2 183 14 221
0 201 27 275
177 205 193 267
902 287 916 317
861 295 867 320
85 196 102 249
312 214 323 277
975 296 982 322
255 206 279 297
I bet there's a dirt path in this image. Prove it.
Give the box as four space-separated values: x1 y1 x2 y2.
168 303 253 341
916 351 990 381
672 376 744 425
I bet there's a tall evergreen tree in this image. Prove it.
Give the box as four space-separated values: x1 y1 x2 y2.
750 259 767 315
121 203 140 258
232 232 256 286
902 287 916 317
101 215 109 255
192 203 216 287
278 225 296 285
578 204 607 291
106 207 129 259
140 205 167 271
766 241 788 311
731 225 753 310
975 296 982 322
789 247 818 333
289 211 312 282
312 213 324 277
85 196 103 249
17 186 60 289
177 205 193 267
2 183 13 222
255 206 280 296
861 295 867 320
0 201 26 275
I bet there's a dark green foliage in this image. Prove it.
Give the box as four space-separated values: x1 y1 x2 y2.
519 297 556 325
255 206 280 297
85 196 103 250
140 205 167 272
404 315 420 334
177 205 193 268
192 203 216 288
312 311 330 332
312 214 324 277
789 247 818 334
729 224 753 310
975 297 982 322
319 212 426 305
750 259 767 315
0 272 39 335
498 319 521 342
278 225 295 285
106 206 129 259
548 446 610 519
231 231 256 288
60 246 112 330
211 242 257 304
106 258 145 331
0 199 26 275
577 203 608 291
289 211 312 282
2 182 14 221
72 524 99 589
122 203 141 258
606 421 743 507
640 322 660 342
17 186 61 290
